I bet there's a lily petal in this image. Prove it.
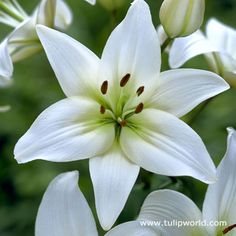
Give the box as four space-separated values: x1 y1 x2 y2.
149 69 229 117
36 25 99 98
89 144 139 230
85 0 96 5
120 109 216 184
105 221 159 236
35 171 98 236
203 128 236 235
169 31 217 68
14 97 115 163
8 17 42 62
0 105 11 112
54 0 73 30
206 18 236 58
100 0 160 90
0 39 13 80
138 190 207 236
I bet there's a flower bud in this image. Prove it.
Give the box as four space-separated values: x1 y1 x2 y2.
159 0 205 38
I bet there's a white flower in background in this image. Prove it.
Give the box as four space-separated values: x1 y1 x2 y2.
14 0 229 230
169 19 236 86
0 105 11 112
85 0 96 5
35 171 99 236
108 128 236 236
159 0 205 38
36 171 164 236
0 0 72 83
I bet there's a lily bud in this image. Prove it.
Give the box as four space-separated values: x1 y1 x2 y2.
159 0 205 38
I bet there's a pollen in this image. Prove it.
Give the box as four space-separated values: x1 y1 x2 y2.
136 86 144 96
120 73 131 87
101 80 108 95
223 224 236 234
100 105 106 114
135 103 144 114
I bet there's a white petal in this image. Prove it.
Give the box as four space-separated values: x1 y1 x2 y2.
8 17 42 62
36 25 99 97
89 144 139 230
100 0 160 90
206 18 236 58
138 190 207 236
84 0 96 5
0 105 11 112
203 128 236 235
169 31 218 68
54 0 73 30
149 69 229 117
120 109 216 184
14 97 115 163
0 39 13 79
35 171 98 236
105 221 159 236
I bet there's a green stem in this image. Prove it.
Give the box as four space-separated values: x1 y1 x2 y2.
161 37 172 53
0 1 24 22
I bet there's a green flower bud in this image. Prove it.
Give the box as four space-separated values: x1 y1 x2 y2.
159 0 205 38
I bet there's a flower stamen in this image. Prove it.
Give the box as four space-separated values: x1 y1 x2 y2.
135 103 144 114
100 105 106 114
120 73 130 87
101 80 108 95
136 86 144 96
223 224 236 234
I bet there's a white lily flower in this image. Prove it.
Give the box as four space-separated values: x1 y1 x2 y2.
36 171 165 236
169 19 236 86
0 0 72 81
108 128 236 236
14 0 229 230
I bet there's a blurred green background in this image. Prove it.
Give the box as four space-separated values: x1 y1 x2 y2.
0 0 236 235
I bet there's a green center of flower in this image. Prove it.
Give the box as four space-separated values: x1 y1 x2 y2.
99 73 145 128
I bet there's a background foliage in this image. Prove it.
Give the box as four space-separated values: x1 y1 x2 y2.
0 0 236 235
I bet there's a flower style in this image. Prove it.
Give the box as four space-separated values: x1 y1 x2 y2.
169 18 236 86
0 0 72 83
14 0 229 230
35 171 164 236
108 128 236 236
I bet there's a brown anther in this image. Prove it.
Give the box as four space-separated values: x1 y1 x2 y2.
135 103 144 114
101 80 108 95
136 86 144 96
223 224 236 234
120 73 131 87
100 105 106 114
